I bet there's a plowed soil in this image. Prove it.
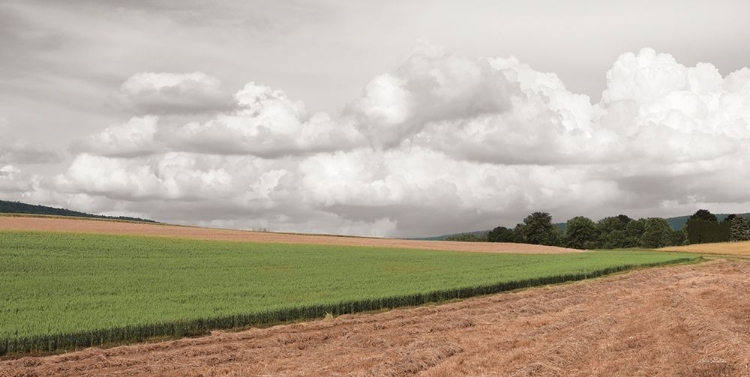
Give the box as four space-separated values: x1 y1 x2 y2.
0 216 580 254
3 260 749 377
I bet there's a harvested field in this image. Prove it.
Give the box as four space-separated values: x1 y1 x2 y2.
661 240 750 256
3 260 749 377
0 216 580 254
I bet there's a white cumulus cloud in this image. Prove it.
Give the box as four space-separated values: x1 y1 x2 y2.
11 46 750 237
169 82 364 157
71 116 161 157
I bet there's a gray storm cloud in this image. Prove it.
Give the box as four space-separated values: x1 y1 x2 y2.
4 47 750 237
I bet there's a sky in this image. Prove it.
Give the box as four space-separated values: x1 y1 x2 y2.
1 0 750 238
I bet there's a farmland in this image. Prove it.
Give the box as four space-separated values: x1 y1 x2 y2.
3 259 748 377
0 215 579 254
0 228 697 355
660 240 750 256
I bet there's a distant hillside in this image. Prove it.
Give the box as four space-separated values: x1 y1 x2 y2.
0 200 156 223
420 213 750 240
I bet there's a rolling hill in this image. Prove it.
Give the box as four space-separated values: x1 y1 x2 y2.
0 200 156 223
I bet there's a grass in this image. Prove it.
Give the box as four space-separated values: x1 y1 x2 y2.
0 230 698 354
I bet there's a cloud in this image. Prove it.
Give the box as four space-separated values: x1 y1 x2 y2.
594 48 744 163
346 48 599 165
298 145 623 235
55 153 243 201
15 47 750 237
49 150 402 236
118 71 234 114
347 46 516 148
168 82 365 157
81 81 365 159
0 165 39 195
0 140 60 164
70 116 161 158
0 118 61 164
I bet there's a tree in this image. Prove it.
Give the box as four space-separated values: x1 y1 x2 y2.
596 215 633 248
521 212 557 246
598 215 630 234
730 215 750 242
640 218 672 248
669 229 686 246
685 209 726 244
690 209 717 223
445 232 487 242
624 219 646 248
616 214 633 224
598 230 622 249
487 226 515 243
685 218 731 244
512 223 526 243
564 216 598 249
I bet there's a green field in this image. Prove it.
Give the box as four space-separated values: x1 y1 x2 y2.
0 231 698 354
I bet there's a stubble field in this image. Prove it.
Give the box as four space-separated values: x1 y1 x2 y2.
660 240 750 256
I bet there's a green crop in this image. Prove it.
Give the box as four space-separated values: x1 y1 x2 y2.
0 230 698 355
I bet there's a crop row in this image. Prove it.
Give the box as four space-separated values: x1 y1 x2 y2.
0 257 696 356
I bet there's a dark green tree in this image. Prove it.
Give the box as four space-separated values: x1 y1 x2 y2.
548 228 563 247
640 218 672 248
512 223 526 243
730 215 750 242
521 212 557 245
685 218 731 244
597 215 630 234
616 214 633 224
624 218 646 248
596 215 633 248
487 226 515 243
602 229 628 249
669 229 686 246
445 232 487 242
564 216 598 249
690 209 718 223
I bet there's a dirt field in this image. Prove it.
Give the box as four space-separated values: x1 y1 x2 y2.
0 216 581 254
661 240 750 256
2 260 749 376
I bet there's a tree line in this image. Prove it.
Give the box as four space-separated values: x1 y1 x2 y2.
446 209 750 249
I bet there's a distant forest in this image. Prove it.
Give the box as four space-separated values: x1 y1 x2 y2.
444 209 750 249
0 200 156 223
